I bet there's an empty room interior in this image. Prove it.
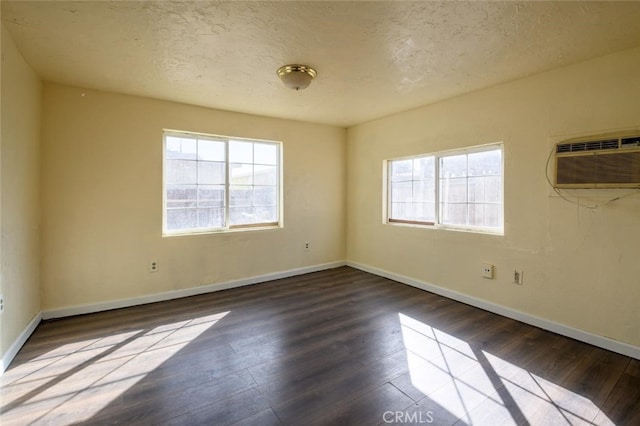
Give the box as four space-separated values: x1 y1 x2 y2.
1 1 640 425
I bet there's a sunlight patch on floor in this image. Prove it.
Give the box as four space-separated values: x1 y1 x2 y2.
483 352 615 426
398 313 613 425
0 311 229 425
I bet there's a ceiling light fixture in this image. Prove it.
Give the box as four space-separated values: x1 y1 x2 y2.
277 64 317 90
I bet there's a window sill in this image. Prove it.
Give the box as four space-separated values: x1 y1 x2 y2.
162 223 283 237
385 221 503 236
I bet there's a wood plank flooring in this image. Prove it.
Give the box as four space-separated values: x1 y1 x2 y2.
1 266 639 425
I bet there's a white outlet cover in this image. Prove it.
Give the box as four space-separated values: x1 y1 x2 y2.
482 263 494 279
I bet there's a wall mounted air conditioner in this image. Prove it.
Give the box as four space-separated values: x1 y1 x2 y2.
554 134 640 188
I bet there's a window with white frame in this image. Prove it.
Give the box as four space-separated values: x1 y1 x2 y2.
386 144 503 233
163 131 281 235
388 156 436 225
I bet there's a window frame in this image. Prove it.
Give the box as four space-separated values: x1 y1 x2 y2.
386 155 437 226
162 130 283 236
384 143 504 235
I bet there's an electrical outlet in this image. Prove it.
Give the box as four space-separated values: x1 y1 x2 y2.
149 261 159 273
482 263 494 279
513 270 524 285
304 242 310 251
0 295 4 314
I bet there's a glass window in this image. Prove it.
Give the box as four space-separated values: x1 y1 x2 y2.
164 131 281 235
386 144 503 234
389 156 436 224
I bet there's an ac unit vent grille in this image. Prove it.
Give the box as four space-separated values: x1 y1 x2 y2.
621 136 640 149
556 139 619 153
554 133 640 188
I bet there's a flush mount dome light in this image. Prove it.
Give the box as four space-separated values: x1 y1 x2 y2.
277 64 317 90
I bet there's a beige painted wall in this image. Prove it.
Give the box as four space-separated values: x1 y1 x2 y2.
41 84 346 311
0 26 42 359
347 47 640 347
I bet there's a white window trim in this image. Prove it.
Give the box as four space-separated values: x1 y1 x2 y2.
384 142 504 235
162 129 283 236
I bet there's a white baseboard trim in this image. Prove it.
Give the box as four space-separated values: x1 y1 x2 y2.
42 261 346 320
2 312 42 374
347 261 640 360
8 259 636 377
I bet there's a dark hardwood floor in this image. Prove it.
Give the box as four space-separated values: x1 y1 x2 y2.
1 266 638 425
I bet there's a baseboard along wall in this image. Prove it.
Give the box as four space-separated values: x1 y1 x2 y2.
3 259 638 375
1 312 42 374
1 261 345 374
347 261 640 361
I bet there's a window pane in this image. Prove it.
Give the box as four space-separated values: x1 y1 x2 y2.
391 181 412 203
229 206 254 225
166 160 196 184
166 185 197 208
484 203 501 228
166 136 197 160
254 143 278 165
421 202 436 220
439 148 502 229
197 185 224 208
197 161 225 184
197 208 224 228
468 177 485 203
440 177 467 203
198 139 225 161
413 156 435 180
469 203 485 226
440 154 467 178
230 163 253 185
469 175 502 203
441 203 467 225
468 149 501 176
414 179 435 202
229 141 253 163
229 185 253 207
254 186 276 206
391 159 413 182
254 165 277 185
166 208 197 231
484 176 502 203
397 202 416 220
469 203 501 228
389 156 436 223
391 202 434 222
255 205 277 222
412 202 434 222
229 205 277 226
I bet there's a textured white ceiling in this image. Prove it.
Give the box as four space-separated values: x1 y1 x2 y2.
3 1 640 127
